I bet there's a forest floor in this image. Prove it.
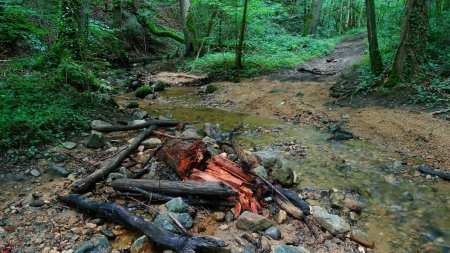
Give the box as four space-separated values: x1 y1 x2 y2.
211 34 450 171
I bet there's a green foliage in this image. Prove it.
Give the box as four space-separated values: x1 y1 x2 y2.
153 81 166 92
135 85 153 98
56 55 99 91
206 84 219 94
126 101 140 109
295 91 304 97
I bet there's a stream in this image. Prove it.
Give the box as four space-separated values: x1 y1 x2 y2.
116 87 449 253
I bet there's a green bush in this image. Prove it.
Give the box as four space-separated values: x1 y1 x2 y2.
206 84 219 94
127 101 140 109
135 85 153 98
153 81 166 92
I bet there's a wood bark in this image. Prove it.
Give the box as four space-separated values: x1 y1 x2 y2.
388 0 429 84
236 0 249 69
112 179 236 197
58 194 225 253
71 125 157 193
179 0 193 55
306 0 324 35
365 0 383 74
92 120 179 133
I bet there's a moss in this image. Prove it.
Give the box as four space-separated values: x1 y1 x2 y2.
126 101 140 109
135 85 153 99
206 84 219 94
153 81 166 92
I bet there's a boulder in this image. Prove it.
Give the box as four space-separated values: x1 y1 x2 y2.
154 212 193 232
252 166 268 179
73 236 111 253
86 131 107 149
311 206 350 235
236 211 275 231
253 151 282 169
165 197 189 213
272 166 294 187
271 245 310 253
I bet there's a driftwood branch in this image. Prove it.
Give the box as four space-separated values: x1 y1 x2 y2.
112 179 237 198
298 67 336 75
71 125 157 193
58 194 225 253
417 165 450 180
92 120 179 133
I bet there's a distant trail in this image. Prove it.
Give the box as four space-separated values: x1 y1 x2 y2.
269 34 366 82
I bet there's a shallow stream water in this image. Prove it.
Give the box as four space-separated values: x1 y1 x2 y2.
116 87 450 253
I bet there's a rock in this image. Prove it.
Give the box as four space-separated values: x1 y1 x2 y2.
253 151 282 169
165 197 189 213
272 165 294 187
264 226 281 240
13 173 28 181
145 94 156 100
128 120 146 127
204 123 222 141
47 165 70 177
349 211 358 221
29 195 45 207
131 109 149 120
61 141 77 150
130 236 152 253
311 206 350 235
91 120 112 129
277 210 288 224
0 226 5 235
331 194 345 209
86 131 107 149
219 224 229 230
236 211 275 231
85 223 97 229
154 212 193 232
30 169 41 177
344 194 363 213
212 212 226 222
271 245 310 253
73 236 111 253
142 138 162 148
180 129 201 139
51 152 69 162
100 228 115 240
225 211 235 222
252 166 268 179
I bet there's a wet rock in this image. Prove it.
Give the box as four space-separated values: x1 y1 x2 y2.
204 123 222 141
47 165 70 177
277 210 288 224
331 194 345 209
349 212 358 221
142 138 162 149
100 228 115 240
30 169 41 177
271 245 310 253
62 141 77 150
13 173 28 181
225 211 235 222
91 120 112 129
311 206 350 235
344 195 363 213
130 236 152 253
252 166 268 179
131 109 149 120
264 226 281 240
212 212 226 222
86 131 107 149
73 236 111 253
154 212 193 232
236 211 275 231
128 120 146 127
253 151 282 169
272 165 294 187
165 197 189 213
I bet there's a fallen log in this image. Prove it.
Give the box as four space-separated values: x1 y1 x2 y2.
349 232 375 249
58 194 225 253
112 179 236 198
417 165 450 181
71 125 157 193
298 67 336 75
274 195 304 219
92 120 179 133
276 187 311 215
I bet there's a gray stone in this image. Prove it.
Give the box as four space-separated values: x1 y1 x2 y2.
272 166 294 187
128 120 146 127
30 169 41 177
225 211 235 222
236 211 275 231
311 206 350 235
204 123 222 141
165 197 189 213
212 212 226 222
131 109 149 120
13 173 28 181
61 141 77 150
73 236 111 253
47 165 70 177
271 245 310 253
264 226 281 240
130 236 151 253
86 131 107 149
252 166 268 179
142 138 162 148
180 129 201 139
253 151 282 169
91 120 112 129
145 94 156 100
51 152 69 162
100 228 116 240
331 194 345 209
154 212 193 232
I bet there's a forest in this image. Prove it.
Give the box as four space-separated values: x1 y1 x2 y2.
0 0 449 253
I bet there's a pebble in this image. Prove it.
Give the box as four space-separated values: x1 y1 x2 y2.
277 210 288 224
219 224 229 230
30 169 41 177
61 141 77 150
212 212 226 222
264 226 282 240
85 223 97 229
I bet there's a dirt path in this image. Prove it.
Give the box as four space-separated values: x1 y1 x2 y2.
213 35 450 170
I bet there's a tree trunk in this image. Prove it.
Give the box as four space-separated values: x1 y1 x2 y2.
112 0 122 28
365 0 383 75
57 0 86 61
388 0 429 84
236 0 249 69
308 0 323 35
179 0 193 56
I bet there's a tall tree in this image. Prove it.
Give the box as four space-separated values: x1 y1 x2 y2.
304 0 324 35
112 0 122 28
365 0 383 74
388 0 429 83
179 0 193 55
236 0 249 69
